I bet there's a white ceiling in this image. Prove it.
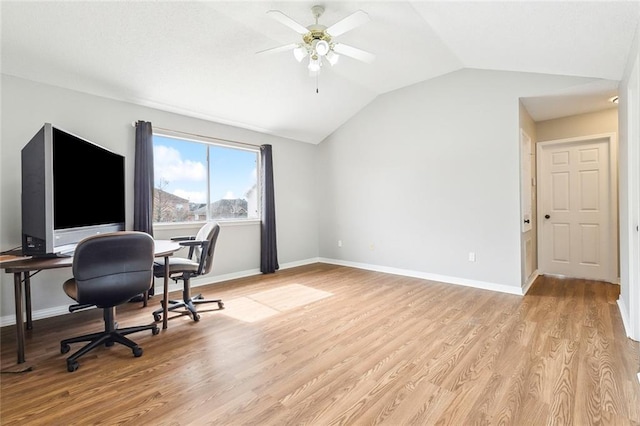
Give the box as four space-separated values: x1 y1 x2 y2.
2 1 639 144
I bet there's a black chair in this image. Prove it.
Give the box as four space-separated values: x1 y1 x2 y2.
60 232 159 372
152 222 224 322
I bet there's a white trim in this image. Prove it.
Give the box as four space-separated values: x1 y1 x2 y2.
624 56 640 342
0 305 70 328
522 269 540 295
536 133 618 284
618 296 634 340
153 128 260 152
318 258 524 296
187 258 321 290
0 256 522 326
520 128 533 233
0 258 321 327
153 219 261 232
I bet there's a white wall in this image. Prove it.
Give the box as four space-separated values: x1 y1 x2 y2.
0 75 319 324
3 67 631 324
316 68 605 293
618 21 640 341
536 108 618 142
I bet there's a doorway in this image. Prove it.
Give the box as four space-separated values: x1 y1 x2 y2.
537 134 618 283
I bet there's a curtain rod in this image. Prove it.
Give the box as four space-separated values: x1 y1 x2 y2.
132 121 261 149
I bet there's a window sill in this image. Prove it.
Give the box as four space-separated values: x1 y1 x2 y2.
153 219 260 231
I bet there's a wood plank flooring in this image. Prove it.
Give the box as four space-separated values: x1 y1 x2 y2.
1 264 639 425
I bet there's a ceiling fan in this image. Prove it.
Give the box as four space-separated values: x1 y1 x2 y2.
258 5 375 76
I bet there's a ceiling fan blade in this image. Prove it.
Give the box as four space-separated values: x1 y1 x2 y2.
326 10 370 37
333 43 376 64
266 10 309 35
256 43 298 56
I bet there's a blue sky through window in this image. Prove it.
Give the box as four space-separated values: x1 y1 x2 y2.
153 135 257 204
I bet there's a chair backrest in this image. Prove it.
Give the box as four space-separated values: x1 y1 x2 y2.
194 222 220 276
72 231 155 308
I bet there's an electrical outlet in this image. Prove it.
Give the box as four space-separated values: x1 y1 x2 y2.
468 252 476 262
338 240 342 247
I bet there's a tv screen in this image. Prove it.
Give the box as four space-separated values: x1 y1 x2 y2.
52 128 125 229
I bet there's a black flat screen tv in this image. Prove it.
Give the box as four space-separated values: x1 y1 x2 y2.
21 123 125 257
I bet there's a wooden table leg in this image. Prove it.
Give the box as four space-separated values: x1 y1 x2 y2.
163 256 169 330
14 272 25 364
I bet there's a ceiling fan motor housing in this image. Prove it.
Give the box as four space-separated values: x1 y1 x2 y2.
304 26 331 44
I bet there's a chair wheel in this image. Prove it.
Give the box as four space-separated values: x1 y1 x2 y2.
61 343 70 354
133 346 143 357
152 326 160 335
153 313 161 322
193 313 201 321
67 360 79 372
218 302 225 309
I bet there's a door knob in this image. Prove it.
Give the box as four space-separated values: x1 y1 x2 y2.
545 214 550 219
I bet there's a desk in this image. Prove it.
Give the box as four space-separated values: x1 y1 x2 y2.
0 239 181 364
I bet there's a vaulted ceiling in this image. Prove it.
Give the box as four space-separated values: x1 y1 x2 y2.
2 1 639 144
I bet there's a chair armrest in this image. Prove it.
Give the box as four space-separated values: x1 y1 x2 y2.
178 239 208 262
178 239 206 248
170 235 196 242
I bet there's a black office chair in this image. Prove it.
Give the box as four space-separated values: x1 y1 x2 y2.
60 232 159 372
152 222 224 322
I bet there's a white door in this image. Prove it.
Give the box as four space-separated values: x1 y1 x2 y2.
538 137 614 282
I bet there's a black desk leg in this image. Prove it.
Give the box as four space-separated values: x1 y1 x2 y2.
24 272 33 330
163 255 169 330
14 272 25 364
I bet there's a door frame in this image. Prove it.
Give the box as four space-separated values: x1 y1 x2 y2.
536 133 618 284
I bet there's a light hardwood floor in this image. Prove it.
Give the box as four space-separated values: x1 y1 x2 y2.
1 264 639 425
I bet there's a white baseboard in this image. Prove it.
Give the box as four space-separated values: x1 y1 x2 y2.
521 270 540 295
0 257 527 326
318 258 524 296
0 305 71 328
188 258 320 290
617 296 633 339
0 258 322 327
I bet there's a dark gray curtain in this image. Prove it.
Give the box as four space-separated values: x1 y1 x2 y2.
134 121 154 236
260 144 279 273
133 121 155 298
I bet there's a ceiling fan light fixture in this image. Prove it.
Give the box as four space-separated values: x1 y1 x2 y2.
314 39 330 56
293 45 308 62
326 51 339 66
308 56 321 72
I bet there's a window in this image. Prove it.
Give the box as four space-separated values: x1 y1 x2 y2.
153 132 259 223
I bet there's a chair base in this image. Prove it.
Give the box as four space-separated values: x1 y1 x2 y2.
153 294 224 322
60 308 159 372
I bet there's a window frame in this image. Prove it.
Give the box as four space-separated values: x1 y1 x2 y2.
152 129 262 227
